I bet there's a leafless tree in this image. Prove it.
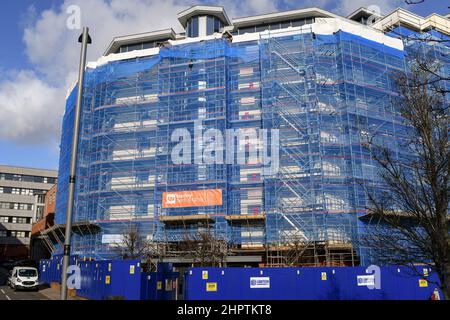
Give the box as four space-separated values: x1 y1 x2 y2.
181 230 228 267
391 1 450 93
117 224 154 260
362 63 449 299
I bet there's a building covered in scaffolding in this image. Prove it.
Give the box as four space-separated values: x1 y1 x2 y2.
54 6 449 266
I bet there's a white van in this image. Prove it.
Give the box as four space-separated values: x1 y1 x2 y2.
8 267 39 291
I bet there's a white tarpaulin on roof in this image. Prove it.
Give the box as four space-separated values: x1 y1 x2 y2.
312 18 404 51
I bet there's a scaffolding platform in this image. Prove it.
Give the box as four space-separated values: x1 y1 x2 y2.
159 214 215 224
225 214 266 222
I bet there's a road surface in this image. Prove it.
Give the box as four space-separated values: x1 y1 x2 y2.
0 285 49 300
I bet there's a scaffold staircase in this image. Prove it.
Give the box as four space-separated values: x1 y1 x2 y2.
263 33 319 254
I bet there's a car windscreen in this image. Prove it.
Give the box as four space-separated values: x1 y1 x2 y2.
18 269 37 277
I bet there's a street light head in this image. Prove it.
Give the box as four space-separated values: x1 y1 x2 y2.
78 33 92 44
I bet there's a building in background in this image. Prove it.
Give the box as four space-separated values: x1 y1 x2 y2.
0 165 57 261
30 184 57 261
55 5 449 266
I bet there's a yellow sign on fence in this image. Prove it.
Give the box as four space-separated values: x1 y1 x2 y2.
130 265 135 274
321 272 327 281
206 282 217 292
157 281 162 290
419 279 428 287
105 276 111 285
202 270 208 280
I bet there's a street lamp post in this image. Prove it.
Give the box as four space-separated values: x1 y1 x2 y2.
60 27 91 300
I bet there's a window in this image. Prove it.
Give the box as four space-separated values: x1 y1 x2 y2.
270 23 280 30
19 269 37 277
36 194 46 204
0 202 33 211
206 16 222 35
214 17 221 33
128 43 143 52
10 231 28 238
255 25 268 32
292 19 305 27
186 19 191 36
12 188 20 195
142 42 155 49
0 231 7 237
238 26 255 34
36 206 44 220
206 16 214 35
1 187 11 194
192 17 199 37
21 188 33 195
0 216 30 224
186 16 200 37
16 217 29 224
21 175 34 182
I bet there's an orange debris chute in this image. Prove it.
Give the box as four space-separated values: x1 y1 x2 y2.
162 189 223 208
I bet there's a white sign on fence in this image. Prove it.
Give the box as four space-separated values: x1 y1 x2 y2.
357 275 376 287
250 277 271 289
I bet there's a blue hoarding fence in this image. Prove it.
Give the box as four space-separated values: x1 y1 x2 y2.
39 257 179 300
184 265 442 300
39 254 79 285
70 260 179 300
141 263 180 300
40 257 442 300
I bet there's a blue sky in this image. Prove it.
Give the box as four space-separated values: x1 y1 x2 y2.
0 0 448 171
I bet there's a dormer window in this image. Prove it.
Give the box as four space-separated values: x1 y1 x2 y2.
178 6 231 38
186 15 225 37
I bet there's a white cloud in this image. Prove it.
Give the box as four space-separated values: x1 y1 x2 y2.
0 71 63 144
0 0 407 145
1 0 279 145
332 0 404 16
281 0 404 15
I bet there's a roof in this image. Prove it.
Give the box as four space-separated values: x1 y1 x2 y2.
0 164 57 177
372 8 450 35
100 6 448 59
104 28 177 56
177 5 232 28
347 7 382 22
232 7 338 28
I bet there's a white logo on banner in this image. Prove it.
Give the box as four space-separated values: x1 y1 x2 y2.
166 193 176 205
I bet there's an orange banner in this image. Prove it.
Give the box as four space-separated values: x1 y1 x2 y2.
162 189 223 208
